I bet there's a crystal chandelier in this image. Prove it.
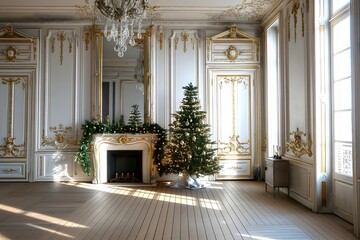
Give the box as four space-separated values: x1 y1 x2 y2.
95 0 149 57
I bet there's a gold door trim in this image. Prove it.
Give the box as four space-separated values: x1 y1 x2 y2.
216 74 252 156
0 76 28 157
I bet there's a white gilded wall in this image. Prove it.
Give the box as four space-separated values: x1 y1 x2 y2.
34 25 92 182
0 26 38 181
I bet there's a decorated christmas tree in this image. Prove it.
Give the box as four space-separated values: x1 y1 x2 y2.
163 83 220 188
127 104 143 127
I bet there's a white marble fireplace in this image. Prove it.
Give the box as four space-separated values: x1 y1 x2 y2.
92 133 157 184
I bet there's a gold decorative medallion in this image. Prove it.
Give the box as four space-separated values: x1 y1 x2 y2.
225 45 239 60
118 135 130 144
4 45 18 61
0 136 25 157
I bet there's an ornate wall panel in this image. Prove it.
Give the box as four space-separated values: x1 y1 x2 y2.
0 25 37 181
206 25 259 64
153 27 168 127
285 0 311 160
0 25 37 64
208 68 257 179
40 29 80 150
170 30 200 114
281 0 315 210
0 72 32 158
206 25 260 180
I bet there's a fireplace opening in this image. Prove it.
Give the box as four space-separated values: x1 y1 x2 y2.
107 150 143 183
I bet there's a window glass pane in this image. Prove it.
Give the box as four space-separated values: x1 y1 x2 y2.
334 142 352 176
333 16 350 53
334 78 351 110
333 49 351 80
334 111 352 141
332 0 350 13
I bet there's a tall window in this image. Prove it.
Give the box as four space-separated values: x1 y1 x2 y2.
331 0 352 176
266 19 280 157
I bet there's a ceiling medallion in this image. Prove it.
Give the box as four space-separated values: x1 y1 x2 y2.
209 0 275 22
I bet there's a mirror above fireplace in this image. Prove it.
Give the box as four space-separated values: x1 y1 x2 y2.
92 28 151 124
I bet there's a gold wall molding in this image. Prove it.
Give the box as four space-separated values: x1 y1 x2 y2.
57 32 66 65
288 1 306 42
288 14 291 41
291 2 300 42
181 31 189 53
117 135 156 149
174 35 179 50
83 25 103 51
230 25 237 38
0 76 27 158
206 38 211 61
148 25 156 37
50 31 76 65
306 0 309 12
50 37 55 53
301 5 305 38
0 24 37 63
157 26 164 50
218 135 250 155
217 75 251 156
42 124 77 149
286 128 312 157
33 39 37 61
219 75 249 90
67 37 73 53
0 136 25 157
84 29 90 51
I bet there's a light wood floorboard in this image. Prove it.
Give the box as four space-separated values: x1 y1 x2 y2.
0 181 356 240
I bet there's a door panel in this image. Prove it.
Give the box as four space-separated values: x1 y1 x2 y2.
209 69 255 179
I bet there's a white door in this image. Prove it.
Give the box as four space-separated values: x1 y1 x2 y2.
208 69 256 179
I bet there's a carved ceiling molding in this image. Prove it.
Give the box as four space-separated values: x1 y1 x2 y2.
209 0 277 22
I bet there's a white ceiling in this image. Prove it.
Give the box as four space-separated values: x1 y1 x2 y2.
0 0 279 23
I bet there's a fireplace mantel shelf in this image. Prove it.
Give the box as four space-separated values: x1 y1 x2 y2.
92 133 158 184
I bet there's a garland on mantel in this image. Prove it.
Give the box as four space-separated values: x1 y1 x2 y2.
75 119 167 176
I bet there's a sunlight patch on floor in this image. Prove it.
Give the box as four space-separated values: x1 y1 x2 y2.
26 223 74 238
60 182 222 209
199 198 222 210
241 234 276 240
0 204 87 228
244 225 311 240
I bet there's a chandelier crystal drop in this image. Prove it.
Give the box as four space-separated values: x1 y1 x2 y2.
95 0 149 57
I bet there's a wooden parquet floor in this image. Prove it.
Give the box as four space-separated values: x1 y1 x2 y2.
0 181 356 240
